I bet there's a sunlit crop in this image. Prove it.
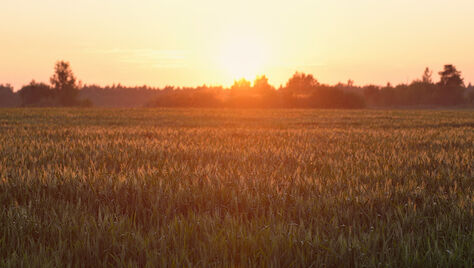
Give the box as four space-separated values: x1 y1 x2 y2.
0 109 473 266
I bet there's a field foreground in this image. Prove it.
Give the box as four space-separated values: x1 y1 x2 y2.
0 109 473 267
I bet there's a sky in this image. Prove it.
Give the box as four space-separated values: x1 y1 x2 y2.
1 0 473 90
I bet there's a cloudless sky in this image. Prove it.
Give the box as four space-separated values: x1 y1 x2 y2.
1 0 473 89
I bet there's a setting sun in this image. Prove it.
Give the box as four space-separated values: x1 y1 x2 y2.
219 35 267 81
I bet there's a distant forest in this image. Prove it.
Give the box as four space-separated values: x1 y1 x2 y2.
1 61 473 108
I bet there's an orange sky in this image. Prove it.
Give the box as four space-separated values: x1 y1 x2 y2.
1 0 473 90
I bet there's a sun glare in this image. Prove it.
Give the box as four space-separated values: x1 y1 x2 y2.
219 36 267 81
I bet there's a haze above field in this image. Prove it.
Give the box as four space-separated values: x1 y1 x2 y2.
1 0 474 89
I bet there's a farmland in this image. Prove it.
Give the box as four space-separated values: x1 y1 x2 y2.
0 109 473 267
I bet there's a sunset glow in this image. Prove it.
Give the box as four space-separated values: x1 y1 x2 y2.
219 34 268 81
1 0 474 89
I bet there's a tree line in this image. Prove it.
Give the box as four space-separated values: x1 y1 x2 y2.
1 61 473 108
1 61 91 107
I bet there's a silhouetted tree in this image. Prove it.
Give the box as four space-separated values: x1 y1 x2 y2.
50 61 79 106
252 75 280 107
435 64 464 105
0 84 20 107
253 76 273 92
438 65 464 87
284 72 319 97
347 79 354 87
0 84 13 94
422 67 433 84
253 75 275 96
18 81 53 106
231 78 252 92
